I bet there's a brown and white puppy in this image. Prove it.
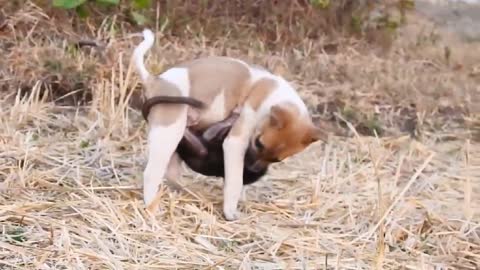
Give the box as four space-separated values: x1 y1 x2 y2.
133 29 326 220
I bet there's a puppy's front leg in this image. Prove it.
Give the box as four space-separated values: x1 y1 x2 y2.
222 107 256 221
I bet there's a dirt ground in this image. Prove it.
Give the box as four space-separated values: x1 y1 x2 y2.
416 0 480 41
0 2 479 270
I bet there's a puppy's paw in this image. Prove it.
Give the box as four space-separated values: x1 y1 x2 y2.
143 182 159 207
146 201 159 213
223 206 241 221
144 187 162 213
143 168 164 207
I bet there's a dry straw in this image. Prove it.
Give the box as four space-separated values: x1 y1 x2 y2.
1 2 479 270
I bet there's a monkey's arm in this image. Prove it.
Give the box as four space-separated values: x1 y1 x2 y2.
202 109 240 142
179 113 237 157
181 130 208 157
178 108 241 157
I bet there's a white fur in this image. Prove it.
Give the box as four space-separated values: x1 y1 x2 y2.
159 68 190 97
143 116 187 207
133 29 155 81
202 90 226 123
222 105 257 220
249 67 308 119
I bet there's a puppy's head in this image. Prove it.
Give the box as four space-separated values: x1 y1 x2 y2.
246 102 325 171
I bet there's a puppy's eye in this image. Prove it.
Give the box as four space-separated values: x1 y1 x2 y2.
254 137 264 150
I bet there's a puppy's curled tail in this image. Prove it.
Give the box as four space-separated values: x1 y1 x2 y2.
133 29 155 81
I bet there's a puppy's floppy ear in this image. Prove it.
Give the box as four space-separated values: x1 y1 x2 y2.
269 105 288 129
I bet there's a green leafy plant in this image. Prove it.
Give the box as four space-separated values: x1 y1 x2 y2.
364 116 384 136
7 228 27 243
52 0 119 18
52 0 119 9
350 15 362 33
52 0 86 9
133 0 151 9
52 0 153 25
129 0 152 25
80 140 90 148
310 0 330 9
377 14 400 33
398 0 415 23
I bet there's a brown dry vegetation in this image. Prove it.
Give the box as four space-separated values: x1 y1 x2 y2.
1 1 479 269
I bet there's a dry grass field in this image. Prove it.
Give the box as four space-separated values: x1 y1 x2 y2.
1 2 479 269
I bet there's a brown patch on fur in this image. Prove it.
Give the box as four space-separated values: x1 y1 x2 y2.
228 78 276 136
144 77 185 126
183 57 250 104
246 78 277 110
144 76 181 98
254 102 325 163
180 57 252 128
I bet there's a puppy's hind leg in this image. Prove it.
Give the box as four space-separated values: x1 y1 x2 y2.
163 152 186 193
143 106 188 211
